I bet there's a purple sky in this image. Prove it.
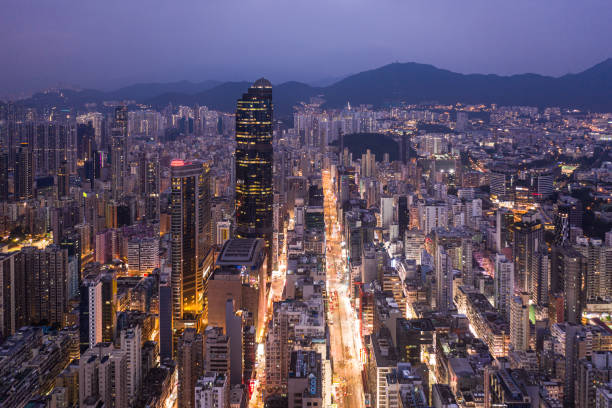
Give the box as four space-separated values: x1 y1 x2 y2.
2 0 612 95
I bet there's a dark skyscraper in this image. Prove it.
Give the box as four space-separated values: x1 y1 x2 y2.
553 246 586 324
170 160 211 323
398 195 409 238
510 216 542 293
0 148 8 201
14 142 33 200
57 159 69 198
111 106 128 200
234 79 274 271
139 152 160 221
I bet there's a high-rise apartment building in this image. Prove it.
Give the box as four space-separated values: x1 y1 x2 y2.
99 271 117 343
510 293 530 352
494 254 515 321
397 195 410 235
435 246 453 313
235 79 274 271
576 352 612 408
530 249 550 306
553 246 586 324
15 142 34 200
139 152 160 221
575 237 612 302
20 245 69 327
380 196 394 229
57 159 69 198
79 343 128 408
0 251 26 339
204 326 231 378
111 106 128 200
361 149 376 178
127 237 159 274
80 273 103 350
0 148 8 201
421 202 448 234
159 270 173 360
404 229 424 265
194 372 229 408
120 324 142 404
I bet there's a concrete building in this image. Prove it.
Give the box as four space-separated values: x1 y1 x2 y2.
79 343 128 408
120 324 142 404
510 293 530 352
287 350 323 408
178 328 204 408
209 239 267 336
80 274 103 350
195 372 229 408
494 254 514 322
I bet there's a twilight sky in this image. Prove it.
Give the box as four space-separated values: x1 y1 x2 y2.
1 0 612 95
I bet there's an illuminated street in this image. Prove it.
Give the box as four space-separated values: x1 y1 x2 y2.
249 249 287 407
0 235 51 253
323 169 365 408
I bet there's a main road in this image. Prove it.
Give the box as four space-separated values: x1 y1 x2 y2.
249 240 287 408
323 169 365 408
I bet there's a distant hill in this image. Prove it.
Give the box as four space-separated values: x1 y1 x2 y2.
9 59 612 115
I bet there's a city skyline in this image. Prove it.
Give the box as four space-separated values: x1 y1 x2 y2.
2 4 612 407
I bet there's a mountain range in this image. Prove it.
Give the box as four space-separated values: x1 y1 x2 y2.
7 59 612 117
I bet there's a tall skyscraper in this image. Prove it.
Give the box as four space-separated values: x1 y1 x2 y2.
14 142 33 200
0 251 26 339
80 273 103 350
120 324 142 404
435 246 453 313
21 245 69 327
361 149 376 178
57 159 69 198
494 253 514 322
170 160 211 322
235 79 274 272
530 249 550 306
0 148 8 201
397 195 409 238
510 216 542 292
139 152 160 221
100 271 117 343
575 237 612 302
111 106 128 200
553 246 586 324
159 270 173 360
495 208 514 252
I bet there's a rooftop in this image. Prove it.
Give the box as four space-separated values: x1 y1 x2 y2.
217 238 263 265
